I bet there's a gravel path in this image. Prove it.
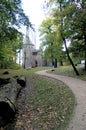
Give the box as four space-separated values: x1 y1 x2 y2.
36 70 86 130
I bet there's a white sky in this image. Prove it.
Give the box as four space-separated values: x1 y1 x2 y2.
21 0 45 49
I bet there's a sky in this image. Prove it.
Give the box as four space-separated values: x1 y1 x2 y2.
21 0 45 49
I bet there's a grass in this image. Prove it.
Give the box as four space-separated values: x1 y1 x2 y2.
0 67 75 130
0 67 50 78
26 73 75 130
0 69 29 78
48 65 86 81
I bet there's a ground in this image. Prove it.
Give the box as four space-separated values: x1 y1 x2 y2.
36 70 86 130
0 71 75 130
1 67 85 130
1 77 33 130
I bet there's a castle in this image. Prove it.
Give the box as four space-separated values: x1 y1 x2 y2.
22 29 42 68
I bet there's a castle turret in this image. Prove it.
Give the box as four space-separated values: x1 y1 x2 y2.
22 28 42 68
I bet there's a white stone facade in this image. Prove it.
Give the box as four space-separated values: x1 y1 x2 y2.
22 42 42 68
22 28 43 68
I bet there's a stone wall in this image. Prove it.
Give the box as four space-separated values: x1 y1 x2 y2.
22 44 42 68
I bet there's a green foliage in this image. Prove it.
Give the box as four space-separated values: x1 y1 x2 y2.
39 17 64 65
0 0 31 27
0 68 29 78
0 0 32 68
7 62 21 69
0 30 23 68
42 0 86 72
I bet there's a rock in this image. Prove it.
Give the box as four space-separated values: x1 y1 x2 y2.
51 69 55 72
3 71 9 75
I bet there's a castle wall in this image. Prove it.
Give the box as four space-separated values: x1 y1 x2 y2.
22 44 42 68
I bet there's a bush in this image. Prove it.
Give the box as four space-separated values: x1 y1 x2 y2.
0 61 21 69
63 61 71 66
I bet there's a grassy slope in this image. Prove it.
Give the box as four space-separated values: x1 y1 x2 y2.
49 65 86 81
0 67 49 78
27 73 75 130
0 67 75 130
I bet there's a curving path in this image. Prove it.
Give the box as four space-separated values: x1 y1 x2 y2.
36 70 86 130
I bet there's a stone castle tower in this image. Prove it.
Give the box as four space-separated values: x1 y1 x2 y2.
22 28 42 68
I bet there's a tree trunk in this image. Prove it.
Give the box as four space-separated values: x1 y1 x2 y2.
0 78 24 126
54 58 57 68
51 43 54 67
84 40 86 71
59 1 79 76
81 1 86 71
0 78 10 88
52 59 54 67
17 76 26 87
83 32 86 71
60 60 63 66
23 51 26 69
63 37 79 76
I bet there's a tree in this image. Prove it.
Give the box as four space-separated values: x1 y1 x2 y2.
70 1 86 70
39 17 64 67
44 0 80 75
0 0 32 68
0 0 31 27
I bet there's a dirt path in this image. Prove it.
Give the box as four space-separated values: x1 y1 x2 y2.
36 70 86 130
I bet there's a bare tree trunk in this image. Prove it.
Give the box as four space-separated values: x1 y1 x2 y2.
51 43 54 67
23 51 26 69
59 2 79 76
54 58 57 68
0 76 26 126
19 50 21 66
83 32 86 71
63 37 79 75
